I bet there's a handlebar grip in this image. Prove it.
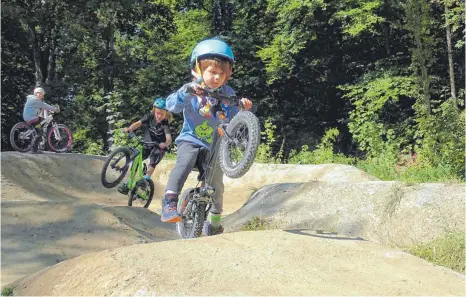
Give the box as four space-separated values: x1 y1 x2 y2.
185 85 196 95
128 132 137 138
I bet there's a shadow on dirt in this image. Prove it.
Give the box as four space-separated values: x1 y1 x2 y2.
284 229 366 241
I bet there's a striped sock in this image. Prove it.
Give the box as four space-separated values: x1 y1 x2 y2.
208 213 222 230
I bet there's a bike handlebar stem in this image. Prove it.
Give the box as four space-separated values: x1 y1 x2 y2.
185 86 246 109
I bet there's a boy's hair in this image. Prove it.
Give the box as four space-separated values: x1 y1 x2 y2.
197 57 232 81
153 107 173 123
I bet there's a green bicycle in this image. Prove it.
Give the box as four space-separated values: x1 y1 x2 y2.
100 132 161 208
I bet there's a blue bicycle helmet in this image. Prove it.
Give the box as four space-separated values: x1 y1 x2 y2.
153 97 166 110
190 38 235 68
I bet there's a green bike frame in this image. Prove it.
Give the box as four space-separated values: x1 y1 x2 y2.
126 143 149 200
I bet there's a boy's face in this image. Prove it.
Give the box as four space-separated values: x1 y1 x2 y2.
153 108 167 122
202 65 227 90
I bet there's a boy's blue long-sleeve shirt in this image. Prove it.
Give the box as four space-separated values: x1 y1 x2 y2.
23 95 56 122
166 85 238 151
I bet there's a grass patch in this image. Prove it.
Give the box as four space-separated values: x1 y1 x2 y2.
1 286 14 296
164 152 177 160
407 231 465 273
241 216 272 231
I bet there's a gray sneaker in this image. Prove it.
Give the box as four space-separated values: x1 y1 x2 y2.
117 182 129 195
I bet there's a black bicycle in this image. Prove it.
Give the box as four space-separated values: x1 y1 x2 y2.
10 107 73 153
176 87 261 238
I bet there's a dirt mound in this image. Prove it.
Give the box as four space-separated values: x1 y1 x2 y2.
13 230 465 296
224 181 465 246
2 151 462 295
1 152 375 287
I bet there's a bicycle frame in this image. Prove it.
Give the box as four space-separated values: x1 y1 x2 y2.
187 119 227 214
127 144 146 191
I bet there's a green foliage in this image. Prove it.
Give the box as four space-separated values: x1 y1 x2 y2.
257 0 325 83
398 163 461 183
84 141 106 156
70 129 103 156
255 118 284 164
356 152 462 182
1 286 14 296
415 98 465 178
1 13 35 151
288 128 355 165
2 0 464 186
408 231 465 273
163 152 177 160
341 73 418 158
335 0 385 37
356 155 399 181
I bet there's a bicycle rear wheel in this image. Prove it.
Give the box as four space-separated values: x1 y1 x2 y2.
10 122 35 152
128 178 154 208
101 146 131 188
219 111 260 178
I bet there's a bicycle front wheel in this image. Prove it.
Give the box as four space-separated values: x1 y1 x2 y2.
10 122 35 152
101 146 131 188
47 124 73 153
176 188 206 239
219 111 261 178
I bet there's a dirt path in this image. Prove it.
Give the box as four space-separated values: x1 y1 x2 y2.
13 230 465 296
1 152 463 295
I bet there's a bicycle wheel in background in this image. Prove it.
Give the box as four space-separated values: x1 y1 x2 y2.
127 178 154 208
10 122 35 152
47 124 73 153
101 146 132 188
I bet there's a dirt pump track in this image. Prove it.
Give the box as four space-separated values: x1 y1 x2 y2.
1 152 464 295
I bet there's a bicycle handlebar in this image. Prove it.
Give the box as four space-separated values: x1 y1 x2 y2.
185 85 245 109
127 131 168 150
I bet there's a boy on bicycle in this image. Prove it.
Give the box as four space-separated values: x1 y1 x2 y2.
117 97 173 194
22 87 59 154
160 37 252 236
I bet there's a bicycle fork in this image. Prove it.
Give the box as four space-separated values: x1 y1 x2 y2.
51 123 63 141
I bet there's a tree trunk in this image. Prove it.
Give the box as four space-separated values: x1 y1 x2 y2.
212 0 233 35
420 64 432 114
445 6 456 99
382 0 390 56
411 0 432 115
27 24 43 86
103 23 115 151
46 24 58 84
383 22 390 56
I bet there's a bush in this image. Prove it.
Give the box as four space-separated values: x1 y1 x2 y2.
255 118 285 164
415 99 465 179
288 128 354 165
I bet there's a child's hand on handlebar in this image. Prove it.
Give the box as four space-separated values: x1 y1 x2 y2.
240 98 253 110
123 127 130 133
185 82 205 95
159 143 167 150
